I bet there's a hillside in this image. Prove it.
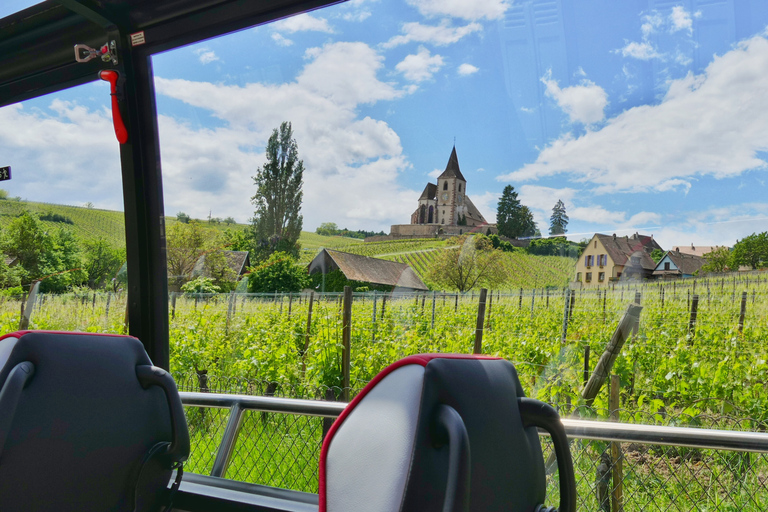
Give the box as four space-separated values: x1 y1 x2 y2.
0 199 575 289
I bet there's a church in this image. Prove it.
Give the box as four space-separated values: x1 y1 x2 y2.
389 147 490 238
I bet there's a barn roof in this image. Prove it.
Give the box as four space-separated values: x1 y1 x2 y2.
308 249 428 291
193 250 250 277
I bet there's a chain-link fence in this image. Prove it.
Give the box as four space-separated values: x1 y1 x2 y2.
178 384 768 510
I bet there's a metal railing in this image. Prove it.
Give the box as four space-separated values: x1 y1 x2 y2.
179 392 768 511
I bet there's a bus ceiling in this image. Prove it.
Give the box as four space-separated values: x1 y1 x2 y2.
0 0 342 369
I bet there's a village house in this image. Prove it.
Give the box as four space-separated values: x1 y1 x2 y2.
652 249 706 280
574 233 663 287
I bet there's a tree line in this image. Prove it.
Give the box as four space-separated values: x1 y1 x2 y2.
496 185 569 239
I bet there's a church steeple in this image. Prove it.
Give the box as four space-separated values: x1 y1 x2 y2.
438 146 466 181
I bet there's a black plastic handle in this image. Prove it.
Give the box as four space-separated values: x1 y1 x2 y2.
432 404 471 512
0 361 35 461
518 398 576 512
136 365 190 464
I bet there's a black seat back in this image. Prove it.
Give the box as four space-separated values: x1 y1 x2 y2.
319 354 575 512
0 330 189 512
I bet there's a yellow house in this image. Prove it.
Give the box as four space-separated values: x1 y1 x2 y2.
574 233 663 287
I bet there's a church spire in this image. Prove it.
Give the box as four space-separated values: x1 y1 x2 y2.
438 145 466 181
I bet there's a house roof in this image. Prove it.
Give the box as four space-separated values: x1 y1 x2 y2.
419 183 437 200
653 250 705 276
193 250 250 277
671 245 724 257
596 233 662 271
437 146 466 181
308 249 428 291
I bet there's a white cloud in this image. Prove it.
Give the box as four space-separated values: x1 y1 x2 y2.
467 191 499 224
194 48 219 64
499 33 768 193
396 47 444 82
621 7 697 61
620 41 661 60
670 6 693 34
383 20 482 48
271 33 293 46
343 10 371 22
457 63 479 76
542 73 608 125
428 168 442 179
406 0 509 21
273 13 333 33
153 41 417 230
0 99 122 209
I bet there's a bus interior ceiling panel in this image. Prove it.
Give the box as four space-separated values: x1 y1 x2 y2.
0 0 345 108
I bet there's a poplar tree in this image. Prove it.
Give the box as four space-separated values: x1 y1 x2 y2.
250 122 304 259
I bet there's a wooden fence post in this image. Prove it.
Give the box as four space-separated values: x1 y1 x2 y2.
301 292 315 374
582 303 643 406
473 288 487 354
560 289 571 345
105 291 112 321
688 294 699 341
288 293 293 317
610 374 624 512
583 346 590 388
372 291 377 342
518 287 523 309
170 292 176 320
530 291 535 320
485 292 493 332
381 294 387 320
342 286 352 401
738 291 747 334
19 282 39 330
431 291 436 330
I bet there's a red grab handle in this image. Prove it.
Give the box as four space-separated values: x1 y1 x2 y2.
98 70 128 144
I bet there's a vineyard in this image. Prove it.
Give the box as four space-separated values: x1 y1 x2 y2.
5 272 768 424
5 273 768 508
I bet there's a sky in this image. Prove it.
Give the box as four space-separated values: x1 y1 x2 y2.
2 0 768 249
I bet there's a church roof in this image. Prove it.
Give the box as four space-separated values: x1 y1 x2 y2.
438 146 466 181
419 183 437 200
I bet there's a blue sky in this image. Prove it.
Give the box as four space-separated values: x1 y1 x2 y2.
2 0 768 249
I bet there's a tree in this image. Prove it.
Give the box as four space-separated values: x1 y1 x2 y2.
731 232 768 270
496 185 521 238
518 206 538 238
549 199 569 235
316 222 339 236
701 246 732 273
166 221 207 288
651 248 664 264
496 186 538 238
427 235 507 292
176 212 191 224
247 251 308 293
250 121 304 260
1 211 86 292
82 237 125 289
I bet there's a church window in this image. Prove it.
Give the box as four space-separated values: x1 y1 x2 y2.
443 182 447 190
441 219 444 224
428 205 433 224
458 184 462 192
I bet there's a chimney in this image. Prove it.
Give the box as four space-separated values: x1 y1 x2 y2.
612 233 616 240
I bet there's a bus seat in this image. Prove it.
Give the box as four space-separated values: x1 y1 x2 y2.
0 330 189 512
318 354 576 512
